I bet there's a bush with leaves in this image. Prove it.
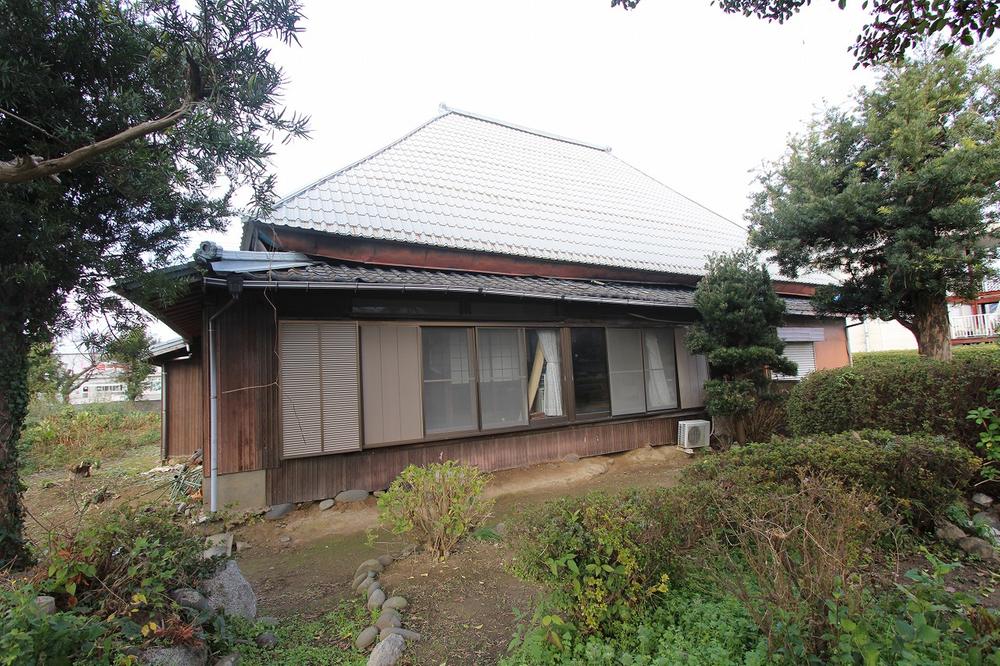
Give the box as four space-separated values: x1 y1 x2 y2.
0 583 109 665
786 349 1000 448
686 430 978 528
376 460 493 559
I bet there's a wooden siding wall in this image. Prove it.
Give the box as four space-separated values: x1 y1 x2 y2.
164 354 204 458
203 295 280 476
266 413 687 504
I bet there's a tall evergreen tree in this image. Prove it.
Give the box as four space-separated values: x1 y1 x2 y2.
0 0 308 568
687 250 796 444
105 327 155 403
748 50 1000 360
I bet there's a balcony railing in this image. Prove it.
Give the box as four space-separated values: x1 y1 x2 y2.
950 313 1000 340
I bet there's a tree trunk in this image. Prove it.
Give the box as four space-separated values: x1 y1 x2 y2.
907 296 953 360
0 325 33 568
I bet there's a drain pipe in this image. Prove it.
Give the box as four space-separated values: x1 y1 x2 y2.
208 275 244 514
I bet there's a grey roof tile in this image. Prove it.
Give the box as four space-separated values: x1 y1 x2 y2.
246 262 815 315
260 109 750 276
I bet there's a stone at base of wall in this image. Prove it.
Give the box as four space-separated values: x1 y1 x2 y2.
202 470 267 512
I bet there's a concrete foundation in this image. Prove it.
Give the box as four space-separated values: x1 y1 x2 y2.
203 470 267 512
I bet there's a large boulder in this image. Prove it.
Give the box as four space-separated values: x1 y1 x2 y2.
264 503 294 521
336 489 370 503
201 560 257 619
958 536 1000 562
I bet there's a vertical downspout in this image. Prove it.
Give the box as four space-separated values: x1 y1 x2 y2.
160 365 168 461
208 277 243 514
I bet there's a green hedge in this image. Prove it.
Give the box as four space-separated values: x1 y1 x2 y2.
686 430 979 527
786 345 1000 445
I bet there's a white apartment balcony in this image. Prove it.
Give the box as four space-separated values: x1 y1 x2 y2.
950 312 1000 340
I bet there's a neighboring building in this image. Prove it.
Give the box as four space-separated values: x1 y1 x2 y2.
121 107 851 510
61 355 162 405
847 274 1000 353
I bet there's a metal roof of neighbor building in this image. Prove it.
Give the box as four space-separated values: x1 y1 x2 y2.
257 106 750 276
235 262 816 315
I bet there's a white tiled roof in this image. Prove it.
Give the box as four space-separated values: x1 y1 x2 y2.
260 107 750 276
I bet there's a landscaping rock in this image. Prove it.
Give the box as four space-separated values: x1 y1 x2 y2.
336 489 370 503
34 595 56 615
974 511 1000 531
378 627 422 641
354 570 375 590
376 554 393 568
935 521 966 543
356 625 379 650
255 631 278 648
278 535 292 544
958 536 1000 562
205 533 234 558
368 588 386 611
382 596 408 611
355 559 384 577
170 588 209 612
562 453 580 463
375 608 401 630
319 498 335 511
367 634 405 666
214 654 240 666
139 645 207 666
264 503 294 520
973 493 994 508
358 577 377 595
202 560 257 619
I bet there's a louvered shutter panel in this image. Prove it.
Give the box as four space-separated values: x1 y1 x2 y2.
775 342 816 380
319 322 361 453
280 322 323 457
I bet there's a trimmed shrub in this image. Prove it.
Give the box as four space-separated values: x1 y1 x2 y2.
685 430 978 527
786 347 1000 446
376 460 493 559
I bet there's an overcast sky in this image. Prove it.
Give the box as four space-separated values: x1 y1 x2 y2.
142 0 992 341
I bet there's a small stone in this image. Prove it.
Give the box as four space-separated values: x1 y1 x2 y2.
378 627 422 641
368 588 386 610
935 521 966 544
235 541 250 552
319 499 335 511
562 453 580 463
375 608 401 630
958 536 1000 561
367 634 405 666
254 631 278 648
356 625 379 650
140 645 208 665
170 588 209 612
335 489 370 503
264 503 294 521
376 554 393 568
355 559 384 578
278 535 292 544
34 595 56 615
354 570 375 590
382 596 407 610
973 493 994 508
215 654 240 666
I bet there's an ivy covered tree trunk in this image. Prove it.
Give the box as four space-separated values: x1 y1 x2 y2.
904 296 953 361
0 318 32 568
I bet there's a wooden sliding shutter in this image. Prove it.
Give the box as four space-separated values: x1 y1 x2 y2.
360 325 423 446
674 327 709 409
279 321 360 458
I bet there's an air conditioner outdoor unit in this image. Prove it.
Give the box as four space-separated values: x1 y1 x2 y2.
678 419 711 452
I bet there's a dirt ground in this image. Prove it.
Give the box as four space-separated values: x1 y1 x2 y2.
230 444 694 665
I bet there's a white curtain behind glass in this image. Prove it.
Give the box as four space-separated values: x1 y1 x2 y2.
644 329 678 410
537 329 563 416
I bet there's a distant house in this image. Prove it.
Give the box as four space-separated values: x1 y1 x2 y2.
848 273 1000 353
120 107 851 510
60 355 162 405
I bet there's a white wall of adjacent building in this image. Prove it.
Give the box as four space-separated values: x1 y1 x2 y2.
846 318 918 354
58 354 162 405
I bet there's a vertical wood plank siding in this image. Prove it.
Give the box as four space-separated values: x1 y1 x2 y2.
163 355 204 458
265 413 686 504
208 296 280 475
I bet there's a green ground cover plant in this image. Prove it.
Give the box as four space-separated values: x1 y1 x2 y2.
19 405 160 473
